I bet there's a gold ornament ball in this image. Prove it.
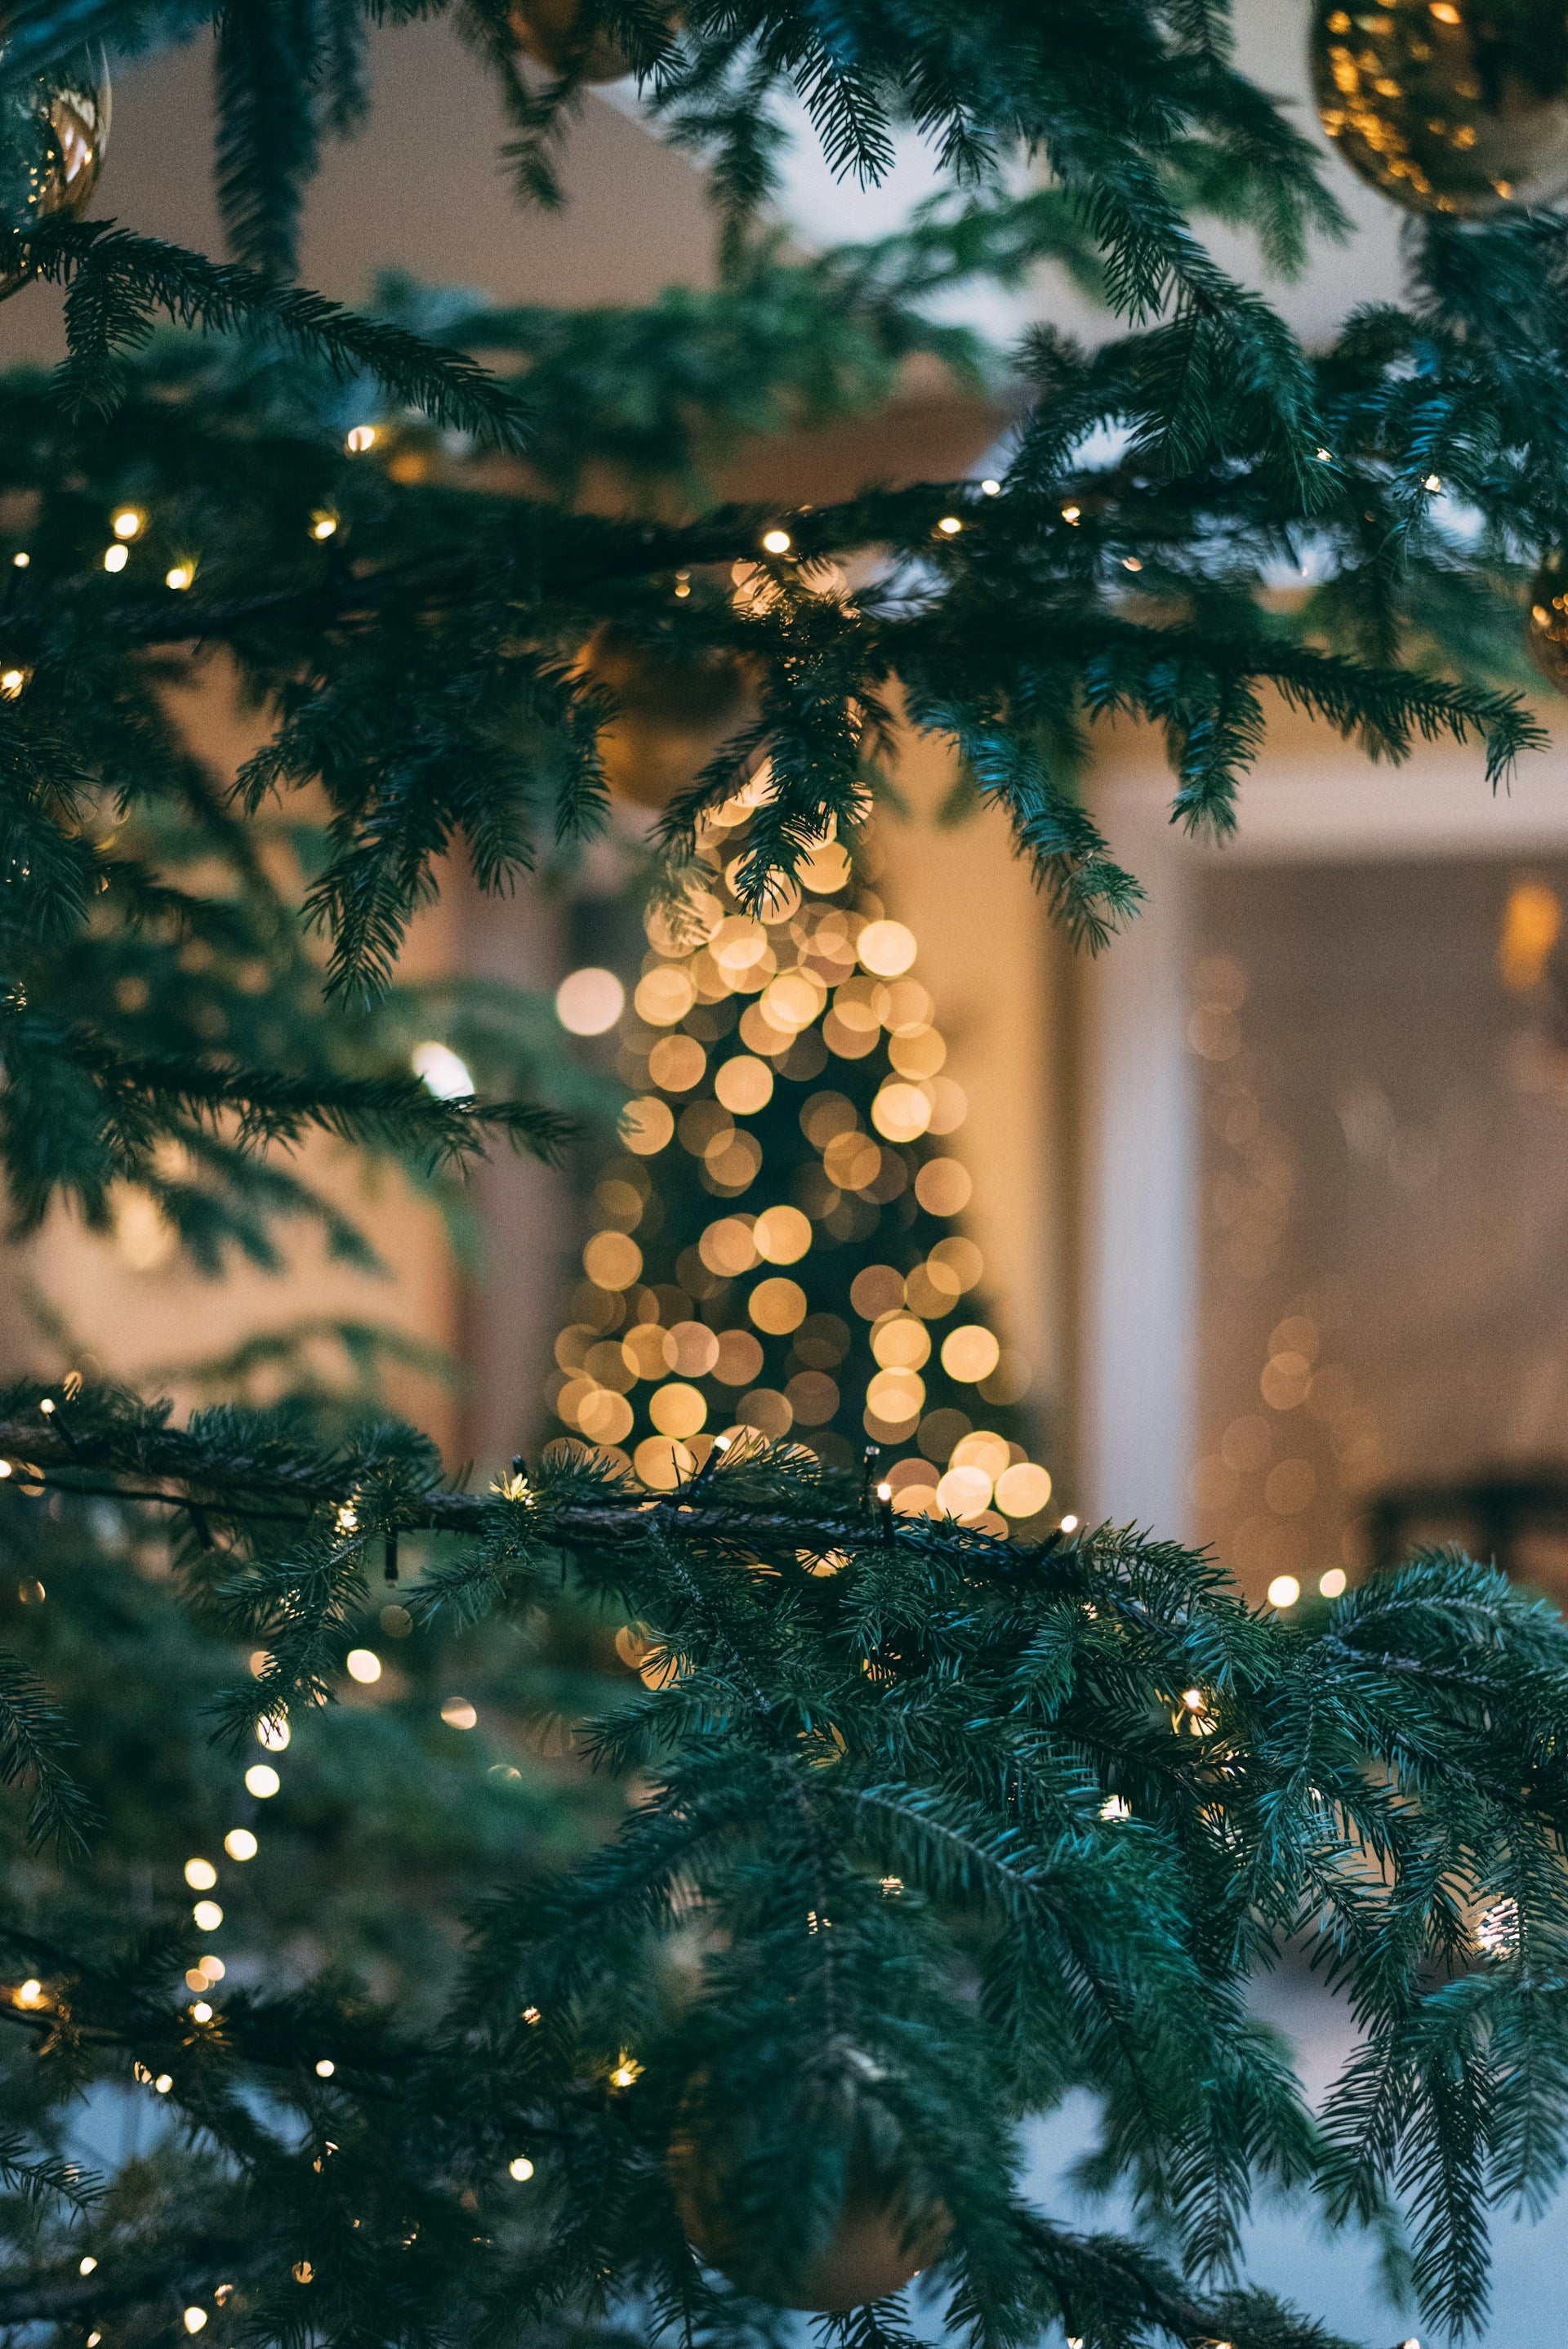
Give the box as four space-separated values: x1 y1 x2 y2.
1310 0 1568 216
0 45 110 301
508 0 633 82
669 2093 951 2311
1527 553 1568 691
577 626 753 813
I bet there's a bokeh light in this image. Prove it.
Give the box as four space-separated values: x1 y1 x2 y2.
555 967 626 1036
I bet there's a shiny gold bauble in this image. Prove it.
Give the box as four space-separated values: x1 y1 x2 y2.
1527 552 1568 690
578 626 753 813
0 44 109 300
669 2088 951 2311
508 0 633 82
1310 0 1568 216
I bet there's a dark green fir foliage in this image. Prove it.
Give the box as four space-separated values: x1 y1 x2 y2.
549 831 1049 1529
3 1388 1568 2341
0 1388 629 1994
5 0 1568 2342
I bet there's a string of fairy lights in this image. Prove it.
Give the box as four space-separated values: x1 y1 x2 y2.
0 422 388 698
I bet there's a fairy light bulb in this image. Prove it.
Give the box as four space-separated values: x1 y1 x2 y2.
310 512 338 540
936 515 963 535
345 424 376 452
102 544 127 573
166 564 194 591
11 550 29 568
112 509 143 540
760 528 791 555
508 2155 535 2181
315 2057 335 2077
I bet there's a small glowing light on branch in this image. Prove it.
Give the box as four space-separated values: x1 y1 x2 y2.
1060 1514 1079 1532
191 2001 212 2022
1319 1567 1348 1598
310 512 338 539
166 564 194 591
345 1648 381 1684
1121 555 1143 572
256 1716 290 1751
38 1397 53 1415
760 528 792 555
1099 1797 1131 1822
1182 1688 1205 1712
0 667 28 698
522 2006 542 2025
412 1040 473 1099
225 1829 257 1861
876 1482 893 1502
508 2155 535 2181
315 2057 336 2077
185 1858 217 1890
1316 447 1333 462
192 1901 223 1932
441 1696 478 1729
1423 475 1442 493
980 478 1001 496
936 515 963 536
1267 1575 1301 1609
184 2307 208 2333
11 550 28 568
609 2051 643 2089
112 510 143 540
79 2258 97 2276
345 424 377 452
1060 504 1081 524
154 2074 172 2093
245 1763 281 1799
102 544 128 573
17 1978 42 2005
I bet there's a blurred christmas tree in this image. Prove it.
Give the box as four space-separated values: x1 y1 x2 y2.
548 808 1059 1539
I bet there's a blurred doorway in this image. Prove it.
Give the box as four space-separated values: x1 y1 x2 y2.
1189 855 1568 1600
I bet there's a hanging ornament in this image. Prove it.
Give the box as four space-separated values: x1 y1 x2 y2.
1527 550 1568 689
0 44 110 300
578 626 753 813
669 2073 951 2311
508 0 634 82
1309 0 1568 216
